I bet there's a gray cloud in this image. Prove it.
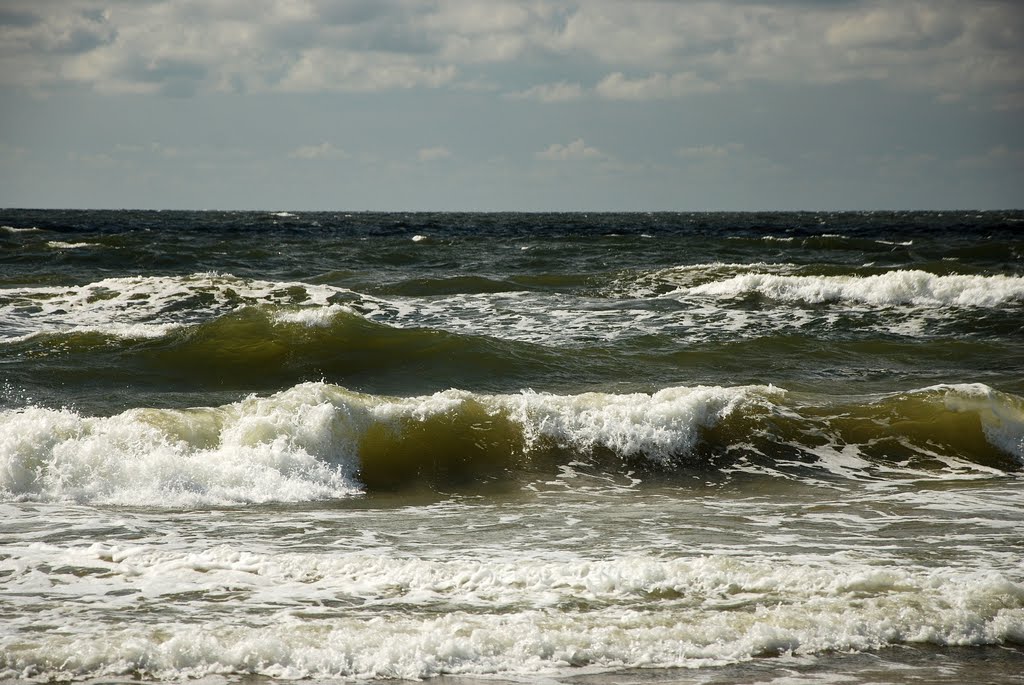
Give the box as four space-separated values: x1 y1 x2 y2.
119 58 207 86
0 8 40 28
0 0 1019 105
315 0 426 27
49 25 117 55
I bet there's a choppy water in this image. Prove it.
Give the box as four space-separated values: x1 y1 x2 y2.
1 210 1023 683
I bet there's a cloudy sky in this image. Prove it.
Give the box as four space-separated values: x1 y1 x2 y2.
1 0 1022 210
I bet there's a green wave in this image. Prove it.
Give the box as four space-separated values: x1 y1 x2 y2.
4 306 1023 418
2 382 1020 505
348 383 1024 488
0 306 576 397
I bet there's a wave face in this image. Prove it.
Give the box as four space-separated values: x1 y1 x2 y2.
1 210 1023 683
2 266 1022 412
2 382 1020 505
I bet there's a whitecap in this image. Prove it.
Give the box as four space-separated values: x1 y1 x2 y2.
0 273 373 342
680 270 1024 307
46 241 96 249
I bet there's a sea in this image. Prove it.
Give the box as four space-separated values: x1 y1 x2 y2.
1 209 1022 685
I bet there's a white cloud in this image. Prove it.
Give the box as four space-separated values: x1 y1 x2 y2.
677 143 744 159
289 142 349 160
67 151 127 169
508 81 584 102
825 5 963 51
536 138 604 161
957 145 1024 169
278 50 458 92
417 146 452 162
596 71 719 100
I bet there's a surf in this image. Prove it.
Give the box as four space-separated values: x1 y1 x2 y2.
2 382 1020 506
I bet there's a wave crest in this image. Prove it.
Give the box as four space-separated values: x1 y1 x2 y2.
680 270 1024 307
1 382 1020 506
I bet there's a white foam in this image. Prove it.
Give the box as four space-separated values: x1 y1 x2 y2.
640 262 798 293
8 266 1000 350
493 385 781 464
412 234 428 242
0 548 1019 681
0 382 779 505
45 241 96 249
680 270 1024 307
273 303 353 326
0 273 370 342
0 386 362 506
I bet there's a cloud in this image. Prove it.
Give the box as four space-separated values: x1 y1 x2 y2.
508 81 584 102
277 51 458 92
957 145 1024 170
0 0 1020 106
596 72 719 100
417 146 453 162
677 143 745 159
67 151 127 169
0 8 40 28
289 142 349 160
536 139 604 161
825 5 963 50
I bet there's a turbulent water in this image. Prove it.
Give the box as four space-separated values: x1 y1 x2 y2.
1 210 1023 684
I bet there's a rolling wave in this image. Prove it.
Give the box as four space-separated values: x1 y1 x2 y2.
5 270 1021 362
677 270 1024 307
2 382 1020 506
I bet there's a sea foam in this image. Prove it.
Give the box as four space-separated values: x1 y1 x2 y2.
680 270 1024 307
0 273 362 342
0 390 362 506
1 547 1020 681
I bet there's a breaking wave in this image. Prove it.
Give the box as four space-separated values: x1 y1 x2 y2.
1 382 1020 506
677 270 1024 307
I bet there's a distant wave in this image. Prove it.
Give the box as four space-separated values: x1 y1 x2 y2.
3 271 1022 376
676 270 1024 307
0 273 375 342
2 382 1020 506
46 240 98 250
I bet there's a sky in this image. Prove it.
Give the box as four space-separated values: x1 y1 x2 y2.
0 0 1022 211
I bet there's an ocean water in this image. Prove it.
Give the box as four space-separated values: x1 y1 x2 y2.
1 210 1022 684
